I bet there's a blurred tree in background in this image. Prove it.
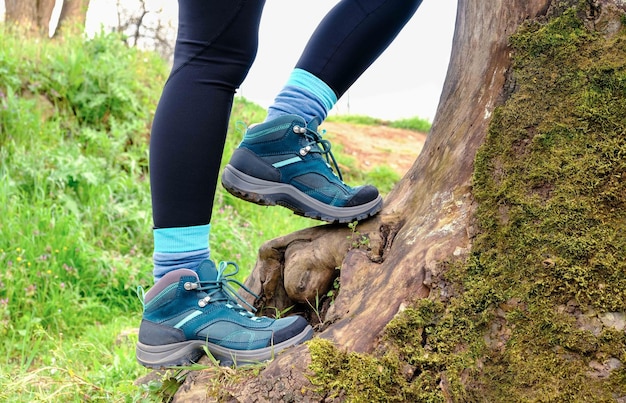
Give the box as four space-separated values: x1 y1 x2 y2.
113 0 175 61
2 0 174 60
4 0 90 37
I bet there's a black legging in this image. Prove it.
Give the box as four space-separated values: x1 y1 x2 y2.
150 0 423 228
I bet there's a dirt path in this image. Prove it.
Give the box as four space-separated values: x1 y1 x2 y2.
319 121 427 177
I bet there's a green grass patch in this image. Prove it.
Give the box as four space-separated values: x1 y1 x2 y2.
326 114 385 126
389 116 431 133
327 114 431 133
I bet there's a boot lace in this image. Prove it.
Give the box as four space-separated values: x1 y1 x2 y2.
294 124 344 181
185 261 260 319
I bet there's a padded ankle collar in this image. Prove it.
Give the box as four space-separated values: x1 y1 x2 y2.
145 268 198 302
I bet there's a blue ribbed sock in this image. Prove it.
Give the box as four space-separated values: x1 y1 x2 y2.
266 68 338 123
152 224 210 282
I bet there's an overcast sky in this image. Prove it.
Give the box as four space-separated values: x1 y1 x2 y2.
246 1 458 121
2 0 457 121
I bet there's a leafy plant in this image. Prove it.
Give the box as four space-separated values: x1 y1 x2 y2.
347 220 370 250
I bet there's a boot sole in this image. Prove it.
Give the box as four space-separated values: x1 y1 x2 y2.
221 164 383 224
136 325 314 369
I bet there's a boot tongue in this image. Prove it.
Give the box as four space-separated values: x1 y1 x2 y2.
304 117 324 151
195 260 259 313
195 259 218 282
306 117 321 133
195 259 231 301
305 117 344 181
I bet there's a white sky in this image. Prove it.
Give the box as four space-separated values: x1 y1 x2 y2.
2 0 457 121
247 0 458 121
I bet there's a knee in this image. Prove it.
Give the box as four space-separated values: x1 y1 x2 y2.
213 41 258 88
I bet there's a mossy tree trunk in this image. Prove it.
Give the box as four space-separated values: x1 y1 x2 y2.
173 0 626 401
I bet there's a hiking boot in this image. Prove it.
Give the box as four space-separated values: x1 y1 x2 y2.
136 260 313 368
221 114 383 223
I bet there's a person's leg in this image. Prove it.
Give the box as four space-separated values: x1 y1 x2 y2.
149 0 265 281
222 0 422 223
138 0 312 369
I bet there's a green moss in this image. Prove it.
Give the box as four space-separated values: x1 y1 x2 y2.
308 338 415 402
308 3 626 401
473 4 626 313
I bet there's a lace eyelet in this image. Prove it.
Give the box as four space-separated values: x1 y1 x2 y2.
184 282 198 291
299 146 311 156
198 296 211 307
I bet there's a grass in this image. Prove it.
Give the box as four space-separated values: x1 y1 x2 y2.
327 113 431 133
0 25 412 401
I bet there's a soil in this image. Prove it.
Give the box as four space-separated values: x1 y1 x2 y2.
319 121 427 176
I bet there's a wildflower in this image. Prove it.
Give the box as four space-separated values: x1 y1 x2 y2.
25 284 36 297
63 263 76 273
16 257 22 262
0 298 8 306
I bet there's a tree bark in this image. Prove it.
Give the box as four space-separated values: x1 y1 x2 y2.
55 0 90 37
4 0 90 37
4 0 56 35
172 0 626 400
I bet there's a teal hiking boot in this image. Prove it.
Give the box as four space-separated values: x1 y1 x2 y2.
221 114 383 223
136 260 313 368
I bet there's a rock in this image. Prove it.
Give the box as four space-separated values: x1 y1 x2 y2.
599 312 626 332
586 358 623 379
576 313 603 336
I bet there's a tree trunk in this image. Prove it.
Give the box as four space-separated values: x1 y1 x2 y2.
172 0 626 401
54 0 90 37
4 0 56 35
237 0 551 351
4 0 90 37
